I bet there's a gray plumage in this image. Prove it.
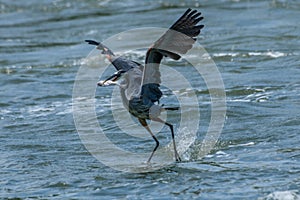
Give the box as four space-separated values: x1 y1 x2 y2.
86 8 204 163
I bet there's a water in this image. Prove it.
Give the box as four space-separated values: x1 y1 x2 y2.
1 0 299 199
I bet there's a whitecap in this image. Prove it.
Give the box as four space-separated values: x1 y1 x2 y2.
228 142 255 148
248 51 286 58
213 52 239 57
258 190 300 200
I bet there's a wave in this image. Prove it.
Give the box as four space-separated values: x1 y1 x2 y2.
212 51 293 59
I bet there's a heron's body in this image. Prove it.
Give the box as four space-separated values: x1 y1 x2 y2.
109 56 161 119
85 8 204 162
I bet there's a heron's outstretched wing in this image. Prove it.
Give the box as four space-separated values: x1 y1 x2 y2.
141 8 204 103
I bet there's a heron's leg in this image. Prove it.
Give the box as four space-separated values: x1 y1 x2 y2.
152 118 181 162
138 118 159 163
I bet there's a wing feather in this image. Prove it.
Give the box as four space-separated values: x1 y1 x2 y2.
141 8 204 103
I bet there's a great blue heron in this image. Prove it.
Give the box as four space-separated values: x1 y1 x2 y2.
85 8 204 163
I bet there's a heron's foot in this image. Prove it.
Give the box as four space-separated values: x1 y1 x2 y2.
147 154 154 164
175 153 181 162
176 157 181 162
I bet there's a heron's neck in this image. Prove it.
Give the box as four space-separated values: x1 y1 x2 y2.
120 88 129 110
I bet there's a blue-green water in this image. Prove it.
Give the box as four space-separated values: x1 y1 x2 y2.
1 0 299 199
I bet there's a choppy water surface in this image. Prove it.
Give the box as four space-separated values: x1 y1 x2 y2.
1 0 299 199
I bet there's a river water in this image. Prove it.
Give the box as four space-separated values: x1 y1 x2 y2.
1 0 299 199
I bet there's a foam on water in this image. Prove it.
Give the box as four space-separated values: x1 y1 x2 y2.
212 51 289 59
258 190 300 200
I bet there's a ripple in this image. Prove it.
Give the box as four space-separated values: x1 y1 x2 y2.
1 0 300 199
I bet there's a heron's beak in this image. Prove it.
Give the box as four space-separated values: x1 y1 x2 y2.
97 70 125 86
97 74 117 86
